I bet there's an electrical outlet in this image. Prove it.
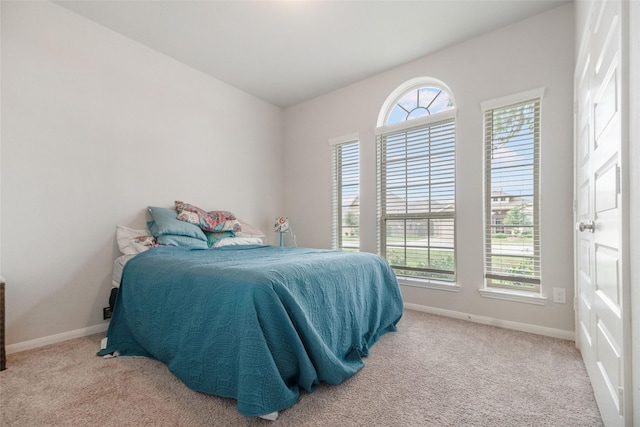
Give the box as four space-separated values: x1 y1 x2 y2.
552 288 566 304
103 306 112 320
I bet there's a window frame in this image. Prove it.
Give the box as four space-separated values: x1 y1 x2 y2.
376 80 457 286
330 133 360 251
481 88 544 297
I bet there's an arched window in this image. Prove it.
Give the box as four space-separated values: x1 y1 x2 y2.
377 77 456 128
376 78 456 283
386 86 455 125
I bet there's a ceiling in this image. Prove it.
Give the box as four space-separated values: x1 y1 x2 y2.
54 1 569 108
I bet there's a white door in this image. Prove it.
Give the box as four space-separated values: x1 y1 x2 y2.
574 0 630 425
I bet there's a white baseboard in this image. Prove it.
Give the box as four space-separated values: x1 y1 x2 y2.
6 323 109 355
404 303 575 341
5 304 574 354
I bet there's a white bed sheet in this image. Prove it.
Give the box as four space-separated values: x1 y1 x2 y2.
112 254 136 288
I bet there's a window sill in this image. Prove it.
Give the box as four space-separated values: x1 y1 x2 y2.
479 288 548 305
398 277 460 292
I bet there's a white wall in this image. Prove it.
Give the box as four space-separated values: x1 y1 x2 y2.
284 4 575 334
1 1 284 346
1 1 580 348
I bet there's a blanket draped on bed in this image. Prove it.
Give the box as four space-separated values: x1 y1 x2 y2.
98 245 403 417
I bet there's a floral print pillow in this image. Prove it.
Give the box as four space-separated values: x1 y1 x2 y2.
175 201 242 233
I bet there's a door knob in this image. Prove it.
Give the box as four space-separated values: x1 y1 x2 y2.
576 220 595 233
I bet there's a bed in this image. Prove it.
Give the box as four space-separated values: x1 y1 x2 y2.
98 244 403 418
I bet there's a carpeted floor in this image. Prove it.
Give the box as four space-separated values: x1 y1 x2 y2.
0 310 603 426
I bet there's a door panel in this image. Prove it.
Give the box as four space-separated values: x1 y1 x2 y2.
594 245 619 306
594 161 617 213
593 70 617 141
595 319 621 401
579 292 592 346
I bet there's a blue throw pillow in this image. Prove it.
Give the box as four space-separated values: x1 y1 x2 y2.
155 234 209 249
147 206 207 241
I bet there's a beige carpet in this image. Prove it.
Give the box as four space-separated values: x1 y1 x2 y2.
0 310 603 426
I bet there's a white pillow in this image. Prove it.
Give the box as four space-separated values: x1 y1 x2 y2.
214 237 264 247
235 219 266 239
116 225 155 255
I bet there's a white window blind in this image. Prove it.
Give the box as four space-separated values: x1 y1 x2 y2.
331 139 359 251
377 119 456 281
483 97 541 292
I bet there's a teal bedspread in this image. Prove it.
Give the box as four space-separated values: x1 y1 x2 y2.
99 245 403 417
